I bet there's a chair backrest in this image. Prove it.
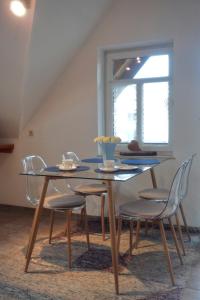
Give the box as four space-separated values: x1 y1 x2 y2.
179 154 195 201
159 160 188 218
21 155 59 206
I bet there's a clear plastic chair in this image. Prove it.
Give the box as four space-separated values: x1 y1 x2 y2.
62 152 80 166
138 154 195 242
117 161 187 285
62 152 108 240
22 155 90 269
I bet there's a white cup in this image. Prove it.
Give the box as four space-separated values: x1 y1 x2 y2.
104 160 115 169
62 159 74 169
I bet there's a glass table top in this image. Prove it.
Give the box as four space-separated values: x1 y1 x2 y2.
20 157 170 182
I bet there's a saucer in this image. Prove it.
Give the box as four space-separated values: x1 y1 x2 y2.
57 164 77 171
99 166 119 172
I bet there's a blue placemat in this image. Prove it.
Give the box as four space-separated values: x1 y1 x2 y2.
45 166 90 172
81 157 119 163
81 157 103 163
95 168 142 175
121 159 160 165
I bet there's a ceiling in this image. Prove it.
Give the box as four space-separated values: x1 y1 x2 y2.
0 0 113 138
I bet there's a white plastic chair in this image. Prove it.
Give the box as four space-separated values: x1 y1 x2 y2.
22 155 90 269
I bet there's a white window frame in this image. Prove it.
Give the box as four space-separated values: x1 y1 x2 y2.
97 40 174 152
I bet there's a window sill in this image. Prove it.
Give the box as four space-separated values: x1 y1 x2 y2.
116 145 174 159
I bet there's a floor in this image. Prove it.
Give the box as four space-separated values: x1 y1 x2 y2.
0 205 200 300
181 262 200 299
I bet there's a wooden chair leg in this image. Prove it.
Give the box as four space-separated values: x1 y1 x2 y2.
129 220 134 255
117 216 122 255
168 217 183 264
101 194 106 241
80 205 85 228
159 220 175 285
66 210 72 268
145 220 149 236
175 212 186 256
134 220 141 249
82 206 90 250
179 203 191 241
49 210 55 244
150 220 156 236
63 211 68 236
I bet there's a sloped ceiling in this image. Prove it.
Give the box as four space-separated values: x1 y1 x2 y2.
0 0 113 138
0 0 34 138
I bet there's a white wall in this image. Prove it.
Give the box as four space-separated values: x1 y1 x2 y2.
0 0 112 138
20 0 113 129
1 0 200 226
0 0 35 138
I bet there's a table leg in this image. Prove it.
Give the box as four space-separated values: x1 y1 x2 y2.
106 181 119 295
25 176 49 272
148 168 158 234
150 168 157 188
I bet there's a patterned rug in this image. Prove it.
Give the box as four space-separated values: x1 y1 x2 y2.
0 282 181 300
0 207 199 299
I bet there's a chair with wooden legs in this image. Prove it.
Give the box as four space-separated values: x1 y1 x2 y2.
138 154 195 242
22 155 90 270
117 161 187 285
62 152 108 240
73 185 107 240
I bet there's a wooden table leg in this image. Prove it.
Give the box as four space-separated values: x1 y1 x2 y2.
106 181 119 295
150 168 157 188
145 168 157 234
101 194 106 241
25 176 49 272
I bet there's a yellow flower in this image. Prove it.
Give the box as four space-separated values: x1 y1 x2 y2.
110 136 121 143
94 136 121 143
103 136 111 143
94 136 104 143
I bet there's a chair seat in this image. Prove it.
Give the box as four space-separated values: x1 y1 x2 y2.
73 183 107 195
119 199 166 219
139 188 169 200
45 194 85 209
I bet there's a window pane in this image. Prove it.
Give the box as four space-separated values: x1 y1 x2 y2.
113 57 148 80
134 55 169 79
113 55 169 80
113 84 137 142
142 82 169 143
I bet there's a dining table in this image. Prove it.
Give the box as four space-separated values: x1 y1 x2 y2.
21 156 170 294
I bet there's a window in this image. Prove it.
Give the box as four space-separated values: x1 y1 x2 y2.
98 42 173 150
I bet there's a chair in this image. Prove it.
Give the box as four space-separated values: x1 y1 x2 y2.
62 152 108 240
22 155 90 269
138 154 195 242
117 161 187 285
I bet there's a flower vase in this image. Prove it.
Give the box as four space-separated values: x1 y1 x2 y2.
99 142 116 162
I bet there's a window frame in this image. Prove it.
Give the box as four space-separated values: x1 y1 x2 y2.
97 41 174 152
